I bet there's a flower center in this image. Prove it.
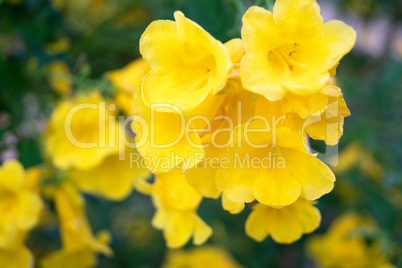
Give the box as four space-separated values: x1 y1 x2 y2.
268 43 300 72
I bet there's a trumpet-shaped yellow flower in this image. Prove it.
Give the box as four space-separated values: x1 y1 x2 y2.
41 183 112 268
216 123 335 208
151 170 212 248
0 228 33 268
241 2 356 101
107 58 150 115
0 244 32 268
0 160 43 248
246 198 320 244
69 147 151 200
152 204 212 249
0 161 41 268
162 247 244 268
307 214 394 268
140 11 231 111
45 92 122 171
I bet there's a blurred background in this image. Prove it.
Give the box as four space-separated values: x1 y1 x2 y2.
0 0 401 267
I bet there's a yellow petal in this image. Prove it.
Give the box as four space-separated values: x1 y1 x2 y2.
0 246 33 268
224 38 244 64
252 163 302 208
131 103 205 173
185 165 221 199
305 20 357 71
280 149 335 200
69 149 151 201
221 193 245 214
154 169 202 211
245 203 271 241
273 0 323 34
241 7 286 101
246 198 321 244
193 216 213 245
164 212 195 248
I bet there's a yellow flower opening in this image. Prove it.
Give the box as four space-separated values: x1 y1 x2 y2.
139 11 232 111
150 170 212 248
241 1 356 101
245 198 320 244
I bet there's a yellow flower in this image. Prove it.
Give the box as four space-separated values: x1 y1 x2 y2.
241 2 356 101
0 243 33 268
151 170 212 248
45 92 122 171
152 204 212 249
0 228 33 268
284 82 351 145
307 213 394 268
153 169 202 211
0 160 43 248
182 91 255 201
131 38 245 174
48 61 72 96
216 123 335 208
331 143 384 180
41 183 112 268
68 147 152 200
139 11 231 112
162 247 244 268
107 58 150 115
245 198 320 244
0 161 42 268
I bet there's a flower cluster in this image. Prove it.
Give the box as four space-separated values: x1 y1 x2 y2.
128 0 356 247
0 0 357 265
